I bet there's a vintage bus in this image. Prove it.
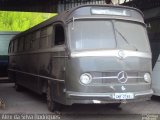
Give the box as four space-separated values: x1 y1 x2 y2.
8 5 153 111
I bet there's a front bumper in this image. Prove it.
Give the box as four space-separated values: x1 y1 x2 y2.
65 89 153 105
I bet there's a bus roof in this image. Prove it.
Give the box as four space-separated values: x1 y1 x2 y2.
12 4 144 40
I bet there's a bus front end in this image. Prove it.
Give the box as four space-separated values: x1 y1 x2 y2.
64 6 153 105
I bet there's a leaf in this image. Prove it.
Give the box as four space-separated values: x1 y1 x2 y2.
0 11 56 31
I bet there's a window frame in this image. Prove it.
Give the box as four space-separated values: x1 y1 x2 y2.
53 23 65 47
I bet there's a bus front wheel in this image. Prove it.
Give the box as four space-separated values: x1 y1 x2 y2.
47 81 61 112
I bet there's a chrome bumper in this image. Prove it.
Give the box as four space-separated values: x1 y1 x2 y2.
65 89 153 105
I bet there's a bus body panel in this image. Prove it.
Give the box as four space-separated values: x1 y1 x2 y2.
65 56 151 92
8 5 153 107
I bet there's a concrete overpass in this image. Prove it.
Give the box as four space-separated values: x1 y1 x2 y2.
0 0 132 13
0 0 108 13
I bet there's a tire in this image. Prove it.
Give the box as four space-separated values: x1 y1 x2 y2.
47 81 61 112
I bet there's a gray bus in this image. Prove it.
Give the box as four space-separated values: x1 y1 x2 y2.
8 5 153 112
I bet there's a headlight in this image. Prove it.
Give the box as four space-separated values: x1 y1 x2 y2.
80 73 92 85
144 73 151 83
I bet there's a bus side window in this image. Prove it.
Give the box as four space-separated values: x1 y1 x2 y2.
31 30 40 50
17 39 20 52
11 41 14 53
18 37 24 52
25 35 31 51
14 39 18 53
31 32 38 50
40 28 48 49
54 24 65 46
9 43 11 53
47 26 53 48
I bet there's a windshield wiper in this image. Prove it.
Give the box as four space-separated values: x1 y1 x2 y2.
115 28 138 51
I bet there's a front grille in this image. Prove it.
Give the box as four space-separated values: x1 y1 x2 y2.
90 71 145 84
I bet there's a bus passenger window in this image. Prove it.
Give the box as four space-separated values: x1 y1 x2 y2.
31 32 39 50
25 35 31 51
47 26 53 48
8 44 11 53
40 28 48 49
14 40 18 52
9 43 12 53
54 25 65 45
11 42 14 53
36 31 40 49
18 37 24 52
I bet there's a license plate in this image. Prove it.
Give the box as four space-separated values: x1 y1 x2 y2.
114 93 134 100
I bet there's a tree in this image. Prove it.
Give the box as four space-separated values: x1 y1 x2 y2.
0 11 56 31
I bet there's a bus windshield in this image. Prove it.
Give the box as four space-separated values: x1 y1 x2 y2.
68 20 150 52
114 21 150 52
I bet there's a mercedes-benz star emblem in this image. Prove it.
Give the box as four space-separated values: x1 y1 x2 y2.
117 71 128 83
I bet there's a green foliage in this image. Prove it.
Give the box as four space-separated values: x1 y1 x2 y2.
0 11 57 31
